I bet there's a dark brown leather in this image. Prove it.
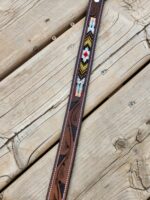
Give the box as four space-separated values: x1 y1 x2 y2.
46 1 105 199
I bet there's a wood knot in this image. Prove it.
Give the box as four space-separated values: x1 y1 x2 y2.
128 101 136 108
146 120 150 125
136 130 144 143
101 69 108 75
45 18 50 23
114 138 128 150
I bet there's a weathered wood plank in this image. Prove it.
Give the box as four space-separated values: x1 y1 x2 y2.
0 0 88 79
2 63 150 200
0 0 150 190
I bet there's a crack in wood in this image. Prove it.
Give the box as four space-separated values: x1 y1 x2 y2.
11 139 24 170
14 95 68 135
1 43 149 195
0 95 68 151
144 27 150 48
93 22 150 74
73 121 150 199
0 2 150 195
122 0 136 11
26 134 55 167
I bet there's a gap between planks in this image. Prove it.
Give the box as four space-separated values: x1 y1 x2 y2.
1 56 150 195
0 0 88 80
0 13 85 81
1 62 150 200
0 0 150 192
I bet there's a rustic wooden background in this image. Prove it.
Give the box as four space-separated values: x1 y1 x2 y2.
0 0 150 199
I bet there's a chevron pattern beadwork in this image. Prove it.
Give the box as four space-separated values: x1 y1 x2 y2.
46 0 105 199
75 17 96 97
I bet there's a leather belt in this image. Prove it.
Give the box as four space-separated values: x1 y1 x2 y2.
46 1 105 199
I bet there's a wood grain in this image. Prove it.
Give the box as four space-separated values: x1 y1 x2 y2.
0 0 88 79
0 0 150 193
2 63 150 200
0 0 150 190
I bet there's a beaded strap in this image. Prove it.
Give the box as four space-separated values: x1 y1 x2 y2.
46 1 105 199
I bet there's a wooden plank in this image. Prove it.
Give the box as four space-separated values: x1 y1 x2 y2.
0 0 88 79
0 0 150 190
2 63 150 200
1 0 150 140
0 0 150 100
0 30 149 192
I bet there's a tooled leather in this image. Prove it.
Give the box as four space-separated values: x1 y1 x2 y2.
46 1 105 199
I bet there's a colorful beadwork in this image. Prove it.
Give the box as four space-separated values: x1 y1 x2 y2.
75 17 96 98
46 1 105 199
75 77 86 97
87 17 96 34
82 47 90 63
